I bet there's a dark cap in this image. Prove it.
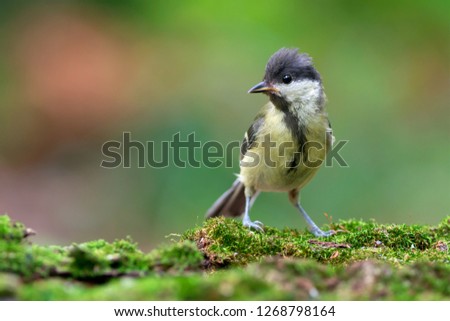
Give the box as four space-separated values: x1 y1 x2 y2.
264 48 321 84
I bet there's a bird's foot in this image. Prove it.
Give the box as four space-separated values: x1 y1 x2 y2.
242 219 264 232
310 228 336 238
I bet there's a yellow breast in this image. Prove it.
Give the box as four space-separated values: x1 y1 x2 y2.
239 103 329 192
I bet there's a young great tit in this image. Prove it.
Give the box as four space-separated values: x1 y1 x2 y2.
206 48 335 237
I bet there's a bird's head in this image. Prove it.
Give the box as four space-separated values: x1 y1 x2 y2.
248 48 323 110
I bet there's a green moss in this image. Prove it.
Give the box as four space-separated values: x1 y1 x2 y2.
436 216 450 236
18 272 290 300
0 215 29 243
1 214 449 300
17 258 450 300
0 215 204 282
182 217 311 266
68 237 204 279
69 237 150 279
0 241 66 279
183 216 449 267
333 220 434 249
148 240 204 273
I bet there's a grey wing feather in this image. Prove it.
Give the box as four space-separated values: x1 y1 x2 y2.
240 114 264 159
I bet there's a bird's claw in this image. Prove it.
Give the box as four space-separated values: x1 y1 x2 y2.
243 220 265 232
311 228 336 238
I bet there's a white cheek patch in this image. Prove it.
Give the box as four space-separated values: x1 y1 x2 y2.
277 79 322 107
275 79 323 124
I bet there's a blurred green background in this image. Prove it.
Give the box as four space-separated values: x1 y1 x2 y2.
0 0 449 250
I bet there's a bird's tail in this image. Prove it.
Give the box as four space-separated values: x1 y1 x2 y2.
205 178 247 218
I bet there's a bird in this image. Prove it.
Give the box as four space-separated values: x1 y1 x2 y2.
205 48 335 237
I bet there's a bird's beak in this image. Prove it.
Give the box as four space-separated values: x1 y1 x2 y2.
248 81 280 95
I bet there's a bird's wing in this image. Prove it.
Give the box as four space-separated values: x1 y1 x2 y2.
240 113 265 160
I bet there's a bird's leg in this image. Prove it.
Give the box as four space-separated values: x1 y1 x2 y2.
288 189 335 237
242 188 264 232
296 203 335 237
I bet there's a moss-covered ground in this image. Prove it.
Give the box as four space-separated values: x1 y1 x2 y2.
0 214 449 300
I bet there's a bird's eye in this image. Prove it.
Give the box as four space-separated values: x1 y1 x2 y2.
282 74 292 84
